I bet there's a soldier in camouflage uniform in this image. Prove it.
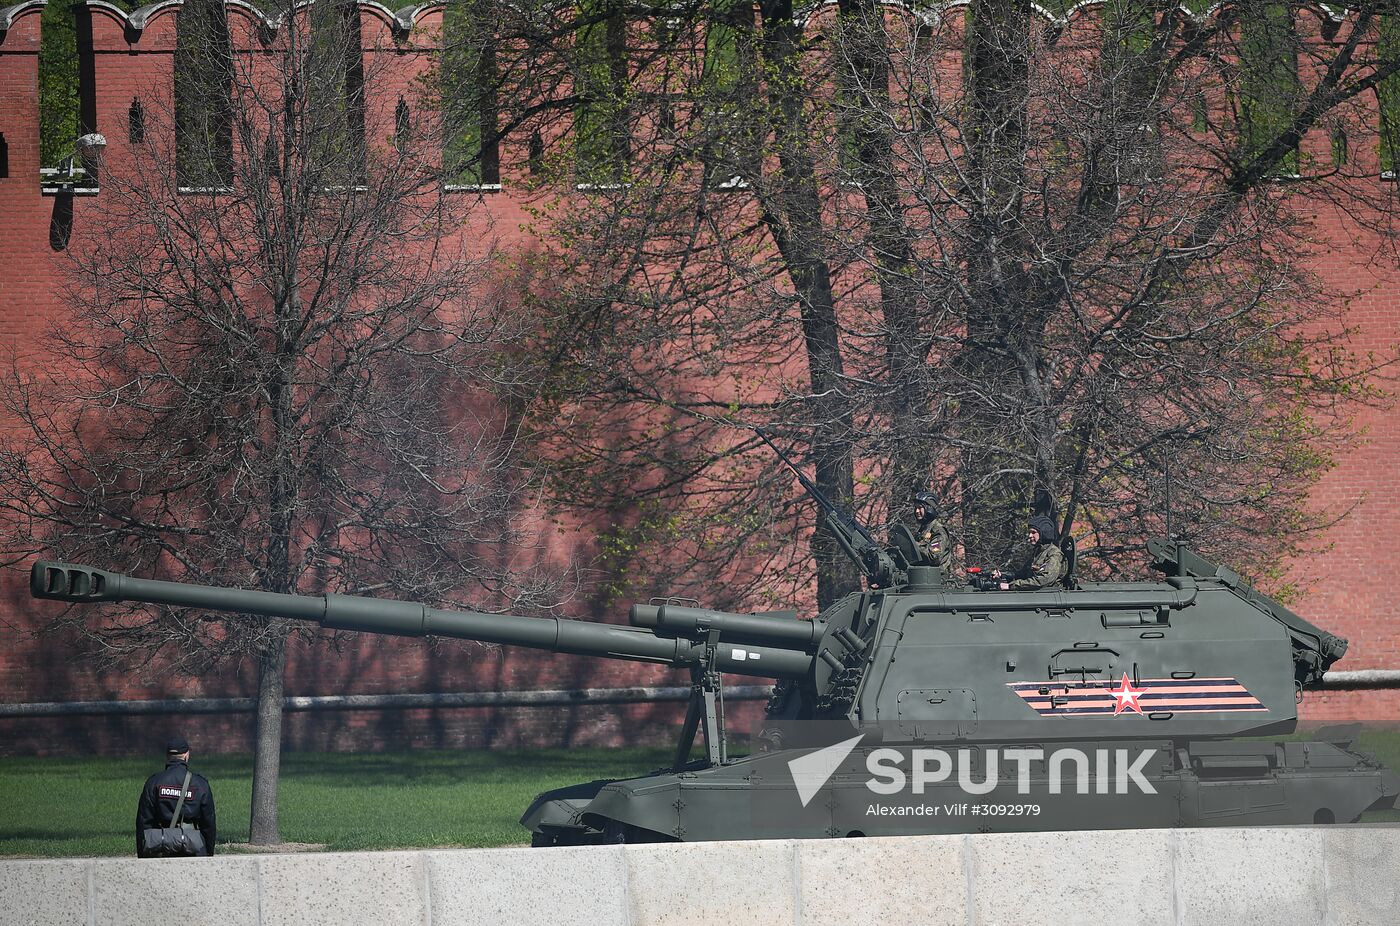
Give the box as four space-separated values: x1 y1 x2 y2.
999 515 1065 590
913 492 952 574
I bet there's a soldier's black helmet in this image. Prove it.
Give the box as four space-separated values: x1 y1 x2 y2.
913 492 940 519
1028 514 1058 544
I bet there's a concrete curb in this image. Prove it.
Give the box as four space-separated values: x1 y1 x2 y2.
2 827 1397 925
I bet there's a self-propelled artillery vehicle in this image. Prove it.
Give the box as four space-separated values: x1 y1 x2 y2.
28 458 1397 842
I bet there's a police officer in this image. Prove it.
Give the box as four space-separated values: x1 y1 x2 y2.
997 515 1065 590
136 735 216 857
913 491 952 573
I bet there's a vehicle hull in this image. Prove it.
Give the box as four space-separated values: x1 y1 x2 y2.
523 738 1400 844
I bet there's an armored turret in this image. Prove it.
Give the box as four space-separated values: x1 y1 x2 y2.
33 534 1345 741
24 428 1395 843
28 531 1395 845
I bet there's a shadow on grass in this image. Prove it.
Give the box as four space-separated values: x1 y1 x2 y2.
0 829 119 844
265 748 673 788
0 746 677 856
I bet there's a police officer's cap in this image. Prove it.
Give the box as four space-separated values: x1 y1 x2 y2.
165 735 190 755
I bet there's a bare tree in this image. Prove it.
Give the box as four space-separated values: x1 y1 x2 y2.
449 1 1394 605
439 0 867 608
0 1 558 845
831 0 1398 573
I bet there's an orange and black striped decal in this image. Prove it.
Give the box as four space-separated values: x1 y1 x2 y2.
1007 677 1266 716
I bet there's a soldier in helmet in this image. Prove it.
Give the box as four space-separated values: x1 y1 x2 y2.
913 491 953 574
996 515 1065 590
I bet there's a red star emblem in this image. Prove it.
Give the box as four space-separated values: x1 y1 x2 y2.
1110 673 1145 715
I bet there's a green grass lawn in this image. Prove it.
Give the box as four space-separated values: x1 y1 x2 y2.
0 747 673 858
3 733 1397 858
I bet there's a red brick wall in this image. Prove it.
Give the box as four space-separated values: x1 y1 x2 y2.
0 2 684 755
1294 206 1400 723
1 3 1397 754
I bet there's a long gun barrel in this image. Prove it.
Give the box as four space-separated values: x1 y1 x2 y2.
629 603 824 648
30 562 815 680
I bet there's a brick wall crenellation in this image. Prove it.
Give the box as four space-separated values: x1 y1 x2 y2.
2 3 1400 755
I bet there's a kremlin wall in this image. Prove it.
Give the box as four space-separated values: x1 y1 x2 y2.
1 1 1399 755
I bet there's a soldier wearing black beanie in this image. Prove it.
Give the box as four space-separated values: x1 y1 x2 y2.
999 516 1065 590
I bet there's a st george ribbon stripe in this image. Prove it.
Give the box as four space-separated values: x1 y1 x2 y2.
1018 698 1266 707
1019 692 1259 703
1007 676 1266 716
1008 678 1249 691
1034 704 1269 715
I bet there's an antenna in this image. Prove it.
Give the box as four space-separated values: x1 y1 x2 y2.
1164 453 1173 540
752 427 897 588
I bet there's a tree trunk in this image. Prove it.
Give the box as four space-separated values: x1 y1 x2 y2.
760 0 859 608
835 1 930 508
248 630 287 845
958 0 1033 566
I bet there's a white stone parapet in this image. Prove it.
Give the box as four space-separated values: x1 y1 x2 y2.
1 827 1397 925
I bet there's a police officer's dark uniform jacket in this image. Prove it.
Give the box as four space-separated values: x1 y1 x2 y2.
137 756 217 856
